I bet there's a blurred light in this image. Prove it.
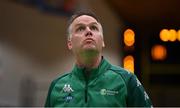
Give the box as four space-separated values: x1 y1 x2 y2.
177 30 180 41
123 55 134 73
151 45 167 60
160 29 170 42
169 29 177 42
124 29 135 46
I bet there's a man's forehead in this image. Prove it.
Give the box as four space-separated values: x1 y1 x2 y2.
72 15 98 25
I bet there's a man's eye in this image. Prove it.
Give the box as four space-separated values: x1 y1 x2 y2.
76 27 85 32
90 26 98 31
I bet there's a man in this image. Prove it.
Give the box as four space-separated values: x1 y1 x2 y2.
45 10 153 107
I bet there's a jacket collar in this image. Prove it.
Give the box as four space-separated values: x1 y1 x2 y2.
72 57 111 81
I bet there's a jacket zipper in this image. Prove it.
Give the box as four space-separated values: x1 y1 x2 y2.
84 69 89 103
85 78 88 103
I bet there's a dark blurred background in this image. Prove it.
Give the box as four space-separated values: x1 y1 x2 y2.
0 0 180 106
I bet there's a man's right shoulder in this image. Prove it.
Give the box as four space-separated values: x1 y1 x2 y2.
45 72 71 107
50 72 71 86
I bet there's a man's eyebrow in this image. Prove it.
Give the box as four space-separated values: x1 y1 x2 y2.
74 23 84 28
74 22 99 27
89 22 98 26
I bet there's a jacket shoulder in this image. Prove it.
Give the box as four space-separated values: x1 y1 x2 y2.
107 65 153 107
45 72 70 107
51 72 70 85
48 72 71 93
107 65 133 85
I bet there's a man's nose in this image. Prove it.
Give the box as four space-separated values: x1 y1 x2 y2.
85 27 93 37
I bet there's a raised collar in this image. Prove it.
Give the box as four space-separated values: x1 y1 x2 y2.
72 57 111 81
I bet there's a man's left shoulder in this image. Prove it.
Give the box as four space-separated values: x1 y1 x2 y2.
107 65 134 82
108 65 132 76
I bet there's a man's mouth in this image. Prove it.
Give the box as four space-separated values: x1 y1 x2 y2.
84 38 95 43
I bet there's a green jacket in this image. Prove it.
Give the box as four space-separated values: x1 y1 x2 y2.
45 58 152 107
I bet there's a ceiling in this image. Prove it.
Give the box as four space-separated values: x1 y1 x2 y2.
106 0 180 28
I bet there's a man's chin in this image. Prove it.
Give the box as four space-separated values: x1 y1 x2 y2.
81 46 98 54
83 45 96 50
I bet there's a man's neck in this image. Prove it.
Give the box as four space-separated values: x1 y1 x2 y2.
76 54 102 70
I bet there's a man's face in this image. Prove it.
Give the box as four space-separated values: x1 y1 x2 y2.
67 15 105 56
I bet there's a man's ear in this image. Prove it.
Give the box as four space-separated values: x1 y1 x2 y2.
67 39 72 50
102 41 105 48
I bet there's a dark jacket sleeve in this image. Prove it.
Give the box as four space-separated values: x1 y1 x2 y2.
127 74 153 107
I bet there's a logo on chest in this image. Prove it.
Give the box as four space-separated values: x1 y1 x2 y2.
62 84 74 102
63 84 74 93
100 89 119 96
